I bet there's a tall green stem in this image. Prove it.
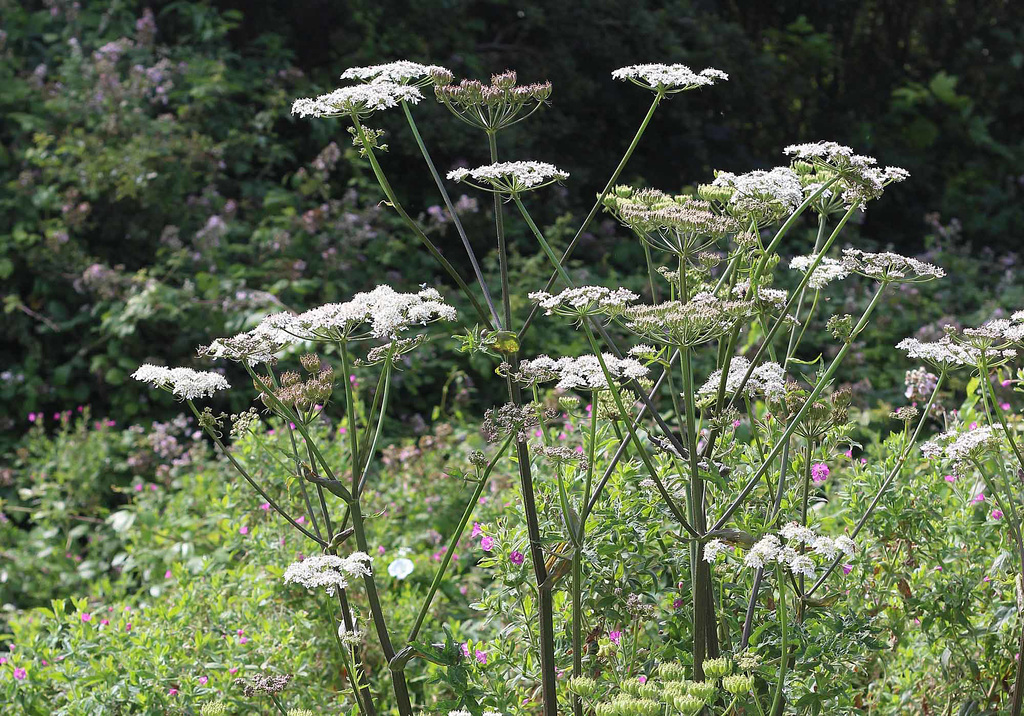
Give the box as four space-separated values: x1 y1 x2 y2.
518 92 664 339
350 114 492 327
408 434 514 642
769 565 789 716
402 102 502 328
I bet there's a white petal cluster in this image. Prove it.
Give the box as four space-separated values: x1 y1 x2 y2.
612 64 728 91
287 285 457 341
516 354 649 392
921 425 1004 475
697 356 786 402
895 336 1003 368
283 552 373 596
703 538 729 563
783 141 909 207
200 319 296 365
447 161 569 192
625 292 753 347
789 254 851 289
712 167 803 217
291 82 422 118
132 364 230 400
731 527 855 578
529 286 639 317
963 316 1024 344
841 249 945 283
341 60 449 85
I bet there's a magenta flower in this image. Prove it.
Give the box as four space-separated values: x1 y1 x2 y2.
168 687 178 695
973 492 986 504
609 630 622 645
1002 402 1012 411
125 623 132 632
165 569 173 579
471 522 483 538
259 502 270 511
811 463 830 484
509 551 525 565
672 598 684 610
198 676 208 685
474 649 488 665
100 619 109 626
461 642 470 658
992 509 1004 520
80 612 91 622
842 564 853 575
239 636 248 645
944 474 956 483
480 536 494 551
638 675 648 684
229 667 238 674
239 525 249 535
14 667 27 680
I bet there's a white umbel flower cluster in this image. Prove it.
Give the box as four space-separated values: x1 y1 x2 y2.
283 552 373 596
789 254 851 289
341 60 449 86
516 354 649 392
784 141 909 207
921 425 1005 475
732 526 856 578
711 167 804 218
697 356 786 402
841 249 945 283
291 83 422 118
447 161 569 193
962 315 1024 344
200 286 456 364
612 64 728 92
131 364 230 400
895 336 1008 369
286 285 457 341
529 286 639 318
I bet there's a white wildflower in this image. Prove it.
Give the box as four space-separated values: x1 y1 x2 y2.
896 336 976 368
789 254 851 289
387 557 415 580
284 285 457 342
515 354 649 392
780 522 816 546
628 344 659 359
711 167 803 219
529 286 638 318
447 161 569 193
283 552 373 596
841 249 945 283
625 292 752 346
921 426 1004 475
612 64 728 92
697 356 786 402
744 534 781 569
291 82 422 118
341 60 449 86
812 536 839 561
703 539 729 563
131 364 230 400
199 319 297 365
834 535 856 557
788 554 816 578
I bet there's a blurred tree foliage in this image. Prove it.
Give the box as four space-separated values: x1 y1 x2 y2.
1 0 1021 435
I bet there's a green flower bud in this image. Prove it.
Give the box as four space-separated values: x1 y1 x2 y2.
723 674 755 695
687 680 718 703
656 661 687 681
703 656 731 679
674 694 705 715
568 676 599 700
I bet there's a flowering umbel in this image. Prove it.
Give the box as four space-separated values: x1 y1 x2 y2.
612 64 728 93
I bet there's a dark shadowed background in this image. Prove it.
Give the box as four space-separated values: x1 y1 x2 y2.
2 0 1022 440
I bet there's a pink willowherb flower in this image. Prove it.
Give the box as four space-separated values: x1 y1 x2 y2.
944 474 956 483
992 509 1004 520
471 522 483 538
810 463 830 484
480 536 494 551
509 551 525 565
80 612 91 622
260 502 270 511
475 649 488 665
198 676 208 685
608 630 622 645
842 564 853 575
973 492 986 504
239 525 249 535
